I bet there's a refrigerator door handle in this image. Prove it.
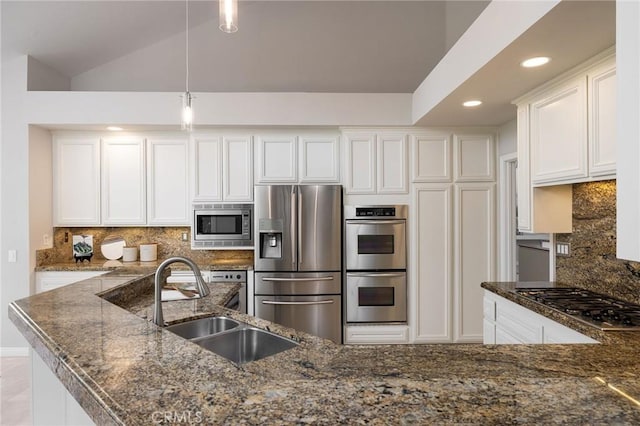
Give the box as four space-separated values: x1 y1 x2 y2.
291 186 297 269
261 276 334 282
261 300 335 306
298 187 303 265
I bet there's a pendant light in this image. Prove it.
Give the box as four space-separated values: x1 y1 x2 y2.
219 0 238 33
181 0 193 131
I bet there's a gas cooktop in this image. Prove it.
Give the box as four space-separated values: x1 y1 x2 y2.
514 287 640 331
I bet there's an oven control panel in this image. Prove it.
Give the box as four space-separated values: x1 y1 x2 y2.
345 205 408 220
355 207 396 217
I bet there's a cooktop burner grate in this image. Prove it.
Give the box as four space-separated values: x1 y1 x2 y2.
514 287 640 331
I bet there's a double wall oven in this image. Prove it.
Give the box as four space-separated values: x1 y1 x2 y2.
345 205 407 323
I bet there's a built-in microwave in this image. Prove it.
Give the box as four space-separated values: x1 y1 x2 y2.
192 203 253 249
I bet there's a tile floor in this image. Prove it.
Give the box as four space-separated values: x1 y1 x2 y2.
1 357 31 426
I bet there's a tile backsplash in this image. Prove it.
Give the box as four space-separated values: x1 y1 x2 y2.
556 180 640 305
37 227 253 266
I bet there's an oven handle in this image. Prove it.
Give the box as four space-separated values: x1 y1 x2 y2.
347 272 406 278
261 300 335 305
345 219 405 225
261 276 334 282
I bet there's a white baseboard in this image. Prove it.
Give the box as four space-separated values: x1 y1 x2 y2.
0 346 30 357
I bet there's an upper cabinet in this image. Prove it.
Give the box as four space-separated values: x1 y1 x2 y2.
517 50 616 189
255 132 340 184
54 132 190 227
147 137 189 225
411 133 451 182
53 135 101 226
102 137 146 225
191 133 253 202
454 134 495 182
515 49 615 233
344 130 408 194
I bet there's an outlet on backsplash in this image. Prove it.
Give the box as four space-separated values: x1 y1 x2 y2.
556 242 571 257
181 232 189 242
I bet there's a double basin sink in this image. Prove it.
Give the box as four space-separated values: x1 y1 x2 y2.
166 316 298 365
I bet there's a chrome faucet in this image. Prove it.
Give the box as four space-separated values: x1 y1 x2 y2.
153 256 210 327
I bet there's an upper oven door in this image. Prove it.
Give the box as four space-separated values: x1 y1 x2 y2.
345 219 406 270
194 209 248 240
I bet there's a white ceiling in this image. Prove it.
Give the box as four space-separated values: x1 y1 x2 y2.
1 1 616 126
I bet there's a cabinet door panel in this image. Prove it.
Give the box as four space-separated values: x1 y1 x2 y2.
299 135 340 182
147 138 189 225
377 133 408 193
589 62 616 177
414 184 452 342
345 133 376 194
192 136 222 201
531 78 588 184
454 134 495 182
102 138 146 225
412 133 451 182
454 183 495 342
53 137 101 226
224 136 253 201
516 105 532 232
256 135 297 183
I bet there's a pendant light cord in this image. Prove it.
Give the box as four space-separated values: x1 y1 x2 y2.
185 0 189 93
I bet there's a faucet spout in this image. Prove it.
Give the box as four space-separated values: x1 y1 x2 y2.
153 256 210 327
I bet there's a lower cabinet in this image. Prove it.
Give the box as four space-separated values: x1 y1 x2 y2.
483 290 598 344
344 324 409 344
32 351 94 426
35 271 108 294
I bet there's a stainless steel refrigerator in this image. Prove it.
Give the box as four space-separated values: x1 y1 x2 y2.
254 185 342 343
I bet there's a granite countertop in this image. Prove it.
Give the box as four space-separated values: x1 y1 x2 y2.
10 277 640 425
35 259 253 272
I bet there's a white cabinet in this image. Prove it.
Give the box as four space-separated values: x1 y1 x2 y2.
344 324 409 344
191 134 253 202
191 136 222 201
255 135 297 183
530 76 588 185
255 133 340 185
413 184 453 342
454 183 495 343
35 271 107 293
344 131 408 194
223 136 253 201
588 58 617 177
454 134 495 182
483 291 598 345
147 138 189 225
101 137 146 225
411 133 451 182
32 350 94 425
53 136 101 226
515 50 615 233
299 135 340 183
617 2 640 262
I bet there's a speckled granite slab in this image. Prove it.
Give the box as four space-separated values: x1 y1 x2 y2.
9 276 640 425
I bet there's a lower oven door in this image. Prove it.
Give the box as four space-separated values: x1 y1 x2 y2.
255 295 342 343
346 272 407 323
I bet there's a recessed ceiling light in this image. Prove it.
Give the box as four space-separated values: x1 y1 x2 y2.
106 126 123 131
463 100 482 108
521 57 551 68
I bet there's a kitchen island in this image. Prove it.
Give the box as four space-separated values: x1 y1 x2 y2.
10 273 640 425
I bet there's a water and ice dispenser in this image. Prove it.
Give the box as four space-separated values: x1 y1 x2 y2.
258 219 283 259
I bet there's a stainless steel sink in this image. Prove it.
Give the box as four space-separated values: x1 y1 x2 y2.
166 317 240 340
194 327 298 365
